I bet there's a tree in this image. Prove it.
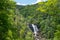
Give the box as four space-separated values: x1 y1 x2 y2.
0 0 16 40
37 0 60 40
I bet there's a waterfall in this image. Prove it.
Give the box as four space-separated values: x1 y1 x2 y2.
29 24 40 40
32 24 39 36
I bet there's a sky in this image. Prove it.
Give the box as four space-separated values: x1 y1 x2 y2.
15 0 47 5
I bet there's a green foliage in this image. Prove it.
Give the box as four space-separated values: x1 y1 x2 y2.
0 0 16 40
0 0 60 40
37 0 60 40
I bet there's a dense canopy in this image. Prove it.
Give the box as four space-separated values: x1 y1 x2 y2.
0 0 60 40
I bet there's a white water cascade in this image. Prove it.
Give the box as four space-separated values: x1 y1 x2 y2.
32 24 39 36
28 24 40 40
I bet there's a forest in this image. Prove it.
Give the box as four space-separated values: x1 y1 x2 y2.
0 0 60 40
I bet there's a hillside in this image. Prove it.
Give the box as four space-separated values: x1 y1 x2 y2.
0 0 60 40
